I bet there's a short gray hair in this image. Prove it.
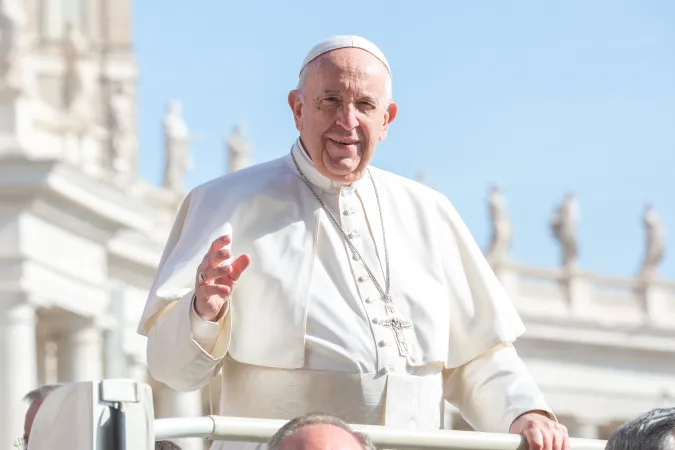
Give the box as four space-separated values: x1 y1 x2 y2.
23 384 64 404
606 408 675 450
268 413 376 450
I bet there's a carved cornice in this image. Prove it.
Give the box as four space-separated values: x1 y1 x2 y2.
0 158 163 237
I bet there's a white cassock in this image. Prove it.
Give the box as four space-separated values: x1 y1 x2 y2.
138 140 554 449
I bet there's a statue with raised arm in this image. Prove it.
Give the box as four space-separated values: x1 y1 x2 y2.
639 203 665 279
486 184 512 263
550 192 579 271
163 100 192 193
62 23 93 120
226 124 250 173
109 82 138 178
0 0 30 93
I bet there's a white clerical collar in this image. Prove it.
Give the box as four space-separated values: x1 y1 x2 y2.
287 139 364 193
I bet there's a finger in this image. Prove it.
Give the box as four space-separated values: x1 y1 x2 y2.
208 248 232 268
208 235 232 253
523 428 544 450
228 254 251 282
561 431 570 450
202 264 234 283
553 424 567 450
540 428 553 450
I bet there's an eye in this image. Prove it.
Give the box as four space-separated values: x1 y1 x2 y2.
357 101 376 111
324 97 339 103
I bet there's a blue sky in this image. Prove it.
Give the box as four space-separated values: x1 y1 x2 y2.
133 1 675 279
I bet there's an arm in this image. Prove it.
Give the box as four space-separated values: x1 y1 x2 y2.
443 342 555 433
140 189 234 391
146 290 232 391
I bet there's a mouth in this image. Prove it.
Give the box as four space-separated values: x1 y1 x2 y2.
328 138 360 148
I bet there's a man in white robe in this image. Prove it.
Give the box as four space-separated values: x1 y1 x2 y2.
139 35 569 450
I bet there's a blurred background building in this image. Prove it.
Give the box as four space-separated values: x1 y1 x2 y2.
0 1 674 450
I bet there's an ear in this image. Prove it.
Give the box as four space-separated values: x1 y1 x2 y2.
378 102 398 141
288 90 303 131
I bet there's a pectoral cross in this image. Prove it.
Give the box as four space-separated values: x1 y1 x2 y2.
379 316 413 357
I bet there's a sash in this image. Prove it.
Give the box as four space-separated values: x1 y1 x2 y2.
208 358 444 449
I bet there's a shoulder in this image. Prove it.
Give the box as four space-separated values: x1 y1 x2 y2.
368 165 450 209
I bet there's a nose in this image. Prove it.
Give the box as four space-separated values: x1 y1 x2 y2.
335 103 359 131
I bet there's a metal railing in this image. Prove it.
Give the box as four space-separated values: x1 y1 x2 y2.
155 416 608 450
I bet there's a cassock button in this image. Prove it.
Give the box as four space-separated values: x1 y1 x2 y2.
352 254 360 261
358 276 367 283
379 367 391 375
378 340 388 347
371 318 379 324
364 297 372 303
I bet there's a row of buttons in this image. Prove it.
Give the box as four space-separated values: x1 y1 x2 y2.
338 188 397 377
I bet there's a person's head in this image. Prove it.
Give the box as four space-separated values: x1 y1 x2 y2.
288 36 398 184
268 413 376 450
155 440 182 450
21 384 64 446
606 408 675 450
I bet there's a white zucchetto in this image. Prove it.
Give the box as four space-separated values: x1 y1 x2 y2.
300 35 392 78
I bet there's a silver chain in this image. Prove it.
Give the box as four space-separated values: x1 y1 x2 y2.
291 152 391 301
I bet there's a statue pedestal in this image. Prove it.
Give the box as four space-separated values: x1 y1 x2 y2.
491 260 520 295
0 89 32 156
639 279 669 326
563 270 591 317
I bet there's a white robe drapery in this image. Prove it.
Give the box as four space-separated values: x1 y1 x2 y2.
139 140 552 448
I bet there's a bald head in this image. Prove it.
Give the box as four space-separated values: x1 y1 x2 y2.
268 414 375 450
22 384 63 444
278 424 364 450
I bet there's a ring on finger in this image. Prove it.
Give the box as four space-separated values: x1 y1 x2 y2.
197 271 206 284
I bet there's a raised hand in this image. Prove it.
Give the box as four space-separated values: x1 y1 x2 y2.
194 235 251 322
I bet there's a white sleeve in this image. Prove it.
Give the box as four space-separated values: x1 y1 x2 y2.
146 291 231 392
189 295 230 351
443 342 556 432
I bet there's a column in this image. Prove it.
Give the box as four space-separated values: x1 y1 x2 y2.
568 419 600 439
0 303 38 450
57 321 103 382
128 354 148 383
105 286 128 379
442 401 455 430
155 386 204 450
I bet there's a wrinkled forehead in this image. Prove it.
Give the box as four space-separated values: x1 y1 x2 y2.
303 48 390 94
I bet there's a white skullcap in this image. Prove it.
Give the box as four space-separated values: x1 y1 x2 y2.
300 35 392 78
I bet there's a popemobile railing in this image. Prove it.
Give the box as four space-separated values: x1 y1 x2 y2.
154 416 608 450
25 379 608 450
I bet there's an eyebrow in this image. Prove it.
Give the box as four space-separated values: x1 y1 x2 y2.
321 90 379 104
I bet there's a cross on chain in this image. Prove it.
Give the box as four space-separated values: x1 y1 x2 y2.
378 316 413 357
